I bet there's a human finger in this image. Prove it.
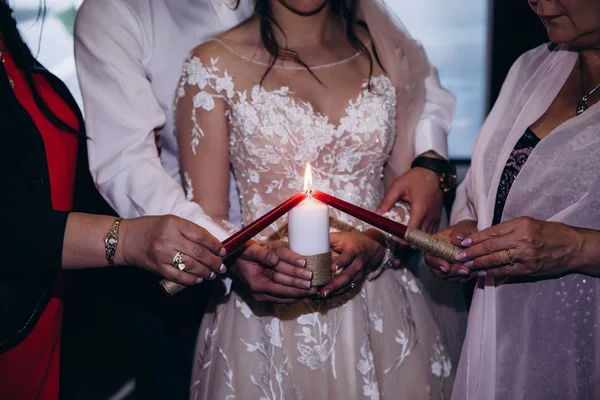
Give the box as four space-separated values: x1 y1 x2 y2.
158 263 202 286
241 243 279 269
177 217 225 256
375 179 406 214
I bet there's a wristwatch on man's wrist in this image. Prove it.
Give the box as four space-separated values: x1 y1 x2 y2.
410 156 457 193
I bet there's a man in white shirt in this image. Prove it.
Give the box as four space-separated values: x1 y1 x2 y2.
74 0 455 396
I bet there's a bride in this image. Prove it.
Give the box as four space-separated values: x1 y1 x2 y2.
175 0 455 398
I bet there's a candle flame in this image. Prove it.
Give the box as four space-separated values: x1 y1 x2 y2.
303 163 313 193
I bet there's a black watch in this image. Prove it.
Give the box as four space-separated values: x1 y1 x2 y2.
411 156 457 193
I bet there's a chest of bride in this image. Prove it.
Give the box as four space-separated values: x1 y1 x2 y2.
226 77 397 180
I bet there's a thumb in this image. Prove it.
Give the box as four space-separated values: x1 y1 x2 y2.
242 244 279 268
376 179 407 215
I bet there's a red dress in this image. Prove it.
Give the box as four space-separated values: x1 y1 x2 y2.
0 44 79 400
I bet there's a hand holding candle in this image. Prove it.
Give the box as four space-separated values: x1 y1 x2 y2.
311 190 460 262
288 164 332 286
160 192 307 296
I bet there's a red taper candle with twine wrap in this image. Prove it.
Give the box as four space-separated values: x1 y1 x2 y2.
159 192 307 296
310 190 460 262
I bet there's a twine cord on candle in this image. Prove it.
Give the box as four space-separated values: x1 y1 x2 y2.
304 252 333 287
160 280 186 295
404 228 459 262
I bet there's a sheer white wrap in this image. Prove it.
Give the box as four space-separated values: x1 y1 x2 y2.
451 44 600 400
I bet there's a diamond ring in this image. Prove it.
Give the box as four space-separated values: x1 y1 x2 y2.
349 282 356 290
172 251 186 271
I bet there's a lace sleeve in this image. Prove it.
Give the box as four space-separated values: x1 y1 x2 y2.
174 53 237 234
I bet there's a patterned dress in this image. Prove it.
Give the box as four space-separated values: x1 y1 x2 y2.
492 129 541 226
176 41 454 400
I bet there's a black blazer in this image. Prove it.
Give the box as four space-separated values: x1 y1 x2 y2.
0 4 111 353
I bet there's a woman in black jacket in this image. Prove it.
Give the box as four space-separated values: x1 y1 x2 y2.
0 3 231 398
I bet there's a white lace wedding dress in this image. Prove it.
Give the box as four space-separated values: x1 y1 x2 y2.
176 39 454 400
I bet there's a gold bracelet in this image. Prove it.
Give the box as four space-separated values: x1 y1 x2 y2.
104 218 123 266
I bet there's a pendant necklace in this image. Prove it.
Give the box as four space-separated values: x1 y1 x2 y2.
576 53 599 115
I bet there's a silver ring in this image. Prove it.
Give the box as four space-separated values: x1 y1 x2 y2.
349 282 356 290
172 251 186 271
506 249 514 266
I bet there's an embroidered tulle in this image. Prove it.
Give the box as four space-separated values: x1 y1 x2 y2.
176 54 453 399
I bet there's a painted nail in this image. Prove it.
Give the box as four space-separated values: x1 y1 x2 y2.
303 281 312 289
455 252 468 261
196 277 203 284
209 271 216 280
457 269 470 276
477 271 487 277
439 266 448 273
219 264 227 274
296 259 306 267
219 248 227 257
455 235 464 241
302 270 313 280
461 238 473 247
463 260 474 268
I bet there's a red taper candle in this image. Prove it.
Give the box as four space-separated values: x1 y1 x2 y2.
159 192 307 296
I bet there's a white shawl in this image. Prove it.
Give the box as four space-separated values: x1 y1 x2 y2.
451 43 600 400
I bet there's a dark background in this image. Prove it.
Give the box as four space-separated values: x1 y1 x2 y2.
59 1 549 399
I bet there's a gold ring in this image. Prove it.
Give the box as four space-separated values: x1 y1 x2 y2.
506 249 514 266
172 251 186 271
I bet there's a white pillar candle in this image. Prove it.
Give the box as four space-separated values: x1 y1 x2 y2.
288 196 330 255
288 164 330 256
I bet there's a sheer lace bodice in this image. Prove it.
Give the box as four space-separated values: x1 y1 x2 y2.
176 46 409 239
175 41 452 400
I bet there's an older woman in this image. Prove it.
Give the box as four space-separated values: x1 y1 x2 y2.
425 0 600 399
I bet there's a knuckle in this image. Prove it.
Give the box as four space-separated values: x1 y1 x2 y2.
490 252 504 265
484 240 498 252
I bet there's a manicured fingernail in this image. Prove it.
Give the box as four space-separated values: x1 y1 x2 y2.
455 252 468 261
477 271 487 277
374 208 383 215
463 260 474 268
461 238 473 247
303 281 312 289
209 271 216 280
309 288 318 295
457 269 470 276
439 266 448 273
219 248 227 257
456 235 464 241
322 290 330 298
267 253 278 266
296 259 306 267
219 264 227 274
302 270 313 280
196 277 203 284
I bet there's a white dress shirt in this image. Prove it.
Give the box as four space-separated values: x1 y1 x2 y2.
74 0 454 241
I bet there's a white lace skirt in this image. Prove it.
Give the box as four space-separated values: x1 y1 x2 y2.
190 264 455 400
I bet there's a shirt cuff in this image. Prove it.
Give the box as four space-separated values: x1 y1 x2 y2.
414 119 449 160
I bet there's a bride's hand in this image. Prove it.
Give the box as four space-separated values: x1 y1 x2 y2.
230 240 317 304
318 232 385 298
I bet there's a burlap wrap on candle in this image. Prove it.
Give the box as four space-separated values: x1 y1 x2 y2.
304 252 333 286
159 279 186 296
404 227 460 262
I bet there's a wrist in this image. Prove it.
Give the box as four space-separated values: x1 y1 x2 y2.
571 227 599 274
113 218 130 266
411 155 457 192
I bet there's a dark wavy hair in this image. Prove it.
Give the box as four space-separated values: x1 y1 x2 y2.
253 0 384 87
1 0 79 135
